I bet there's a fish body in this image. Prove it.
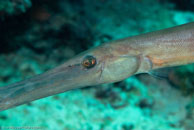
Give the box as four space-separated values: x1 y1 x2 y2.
0 22 194 111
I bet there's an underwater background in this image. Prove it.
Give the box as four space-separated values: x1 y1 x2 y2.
0 0 194 130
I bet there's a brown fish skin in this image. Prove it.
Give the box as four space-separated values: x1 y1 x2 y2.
115 22 194 70
1 22 194 111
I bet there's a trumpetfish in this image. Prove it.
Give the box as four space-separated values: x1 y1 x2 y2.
0 22 194 111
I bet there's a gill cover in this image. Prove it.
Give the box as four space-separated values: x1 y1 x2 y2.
99 55 140 83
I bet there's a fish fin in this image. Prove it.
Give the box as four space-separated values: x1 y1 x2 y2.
148 67 175 79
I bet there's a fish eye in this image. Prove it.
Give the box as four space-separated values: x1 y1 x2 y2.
82 55 96 69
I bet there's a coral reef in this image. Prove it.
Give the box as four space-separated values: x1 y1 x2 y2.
0 0 193 130
0 0 31 16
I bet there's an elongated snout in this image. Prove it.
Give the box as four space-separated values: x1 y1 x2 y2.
0 54 102 111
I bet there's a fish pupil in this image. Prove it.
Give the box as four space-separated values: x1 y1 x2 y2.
82 55 96 69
